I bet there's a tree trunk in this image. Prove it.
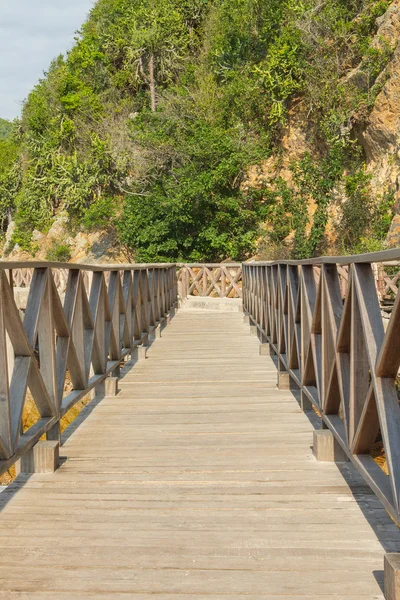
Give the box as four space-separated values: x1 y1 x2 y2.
149 53 156 112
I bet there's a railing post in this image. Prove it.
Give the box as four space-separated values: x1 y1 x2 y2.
277 359 290 390
221 267 226 297
385 554 400 600
177 268 183 306
259 342 272 356
20 441 60 474
375 262 385 301
313 430 348 462
202 267 207 296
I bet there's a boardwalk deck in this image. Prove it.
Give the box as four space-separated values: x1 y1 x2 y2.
0 305 399 599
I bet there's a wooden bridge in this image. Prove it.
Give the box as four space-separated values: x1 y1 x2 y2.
0 251 400 598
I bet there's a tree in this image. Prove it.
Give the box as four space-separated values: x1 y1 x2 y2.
83 0 208 111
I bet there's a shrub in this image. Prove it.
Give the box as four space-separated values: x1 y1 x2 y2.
45 241 72 262
82 196 117 232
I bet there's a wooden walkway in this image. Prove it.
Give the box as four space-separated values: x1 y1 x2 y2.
0 305 399 598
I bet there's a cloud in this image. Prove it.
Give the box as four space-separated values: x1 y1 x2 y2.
0 0 95 120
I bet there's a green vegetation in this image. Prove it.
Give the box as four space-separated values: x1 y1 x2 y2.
0 0 396 260
45 240 72 262
0 119 12 140
0 119 19 234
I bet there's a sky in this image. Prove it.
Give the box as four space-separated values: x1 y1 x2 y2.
0 0 95 121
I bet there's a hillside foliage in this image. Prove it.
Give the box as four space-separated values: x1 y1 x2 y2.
0 0 396 261
0 119 12 140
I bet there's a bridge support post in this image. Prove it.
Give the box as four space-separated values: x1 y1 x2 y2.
20 441 59 474
243 314 250 325
259 343 272 356
313 430 348 462
249 325 257 337
385 554 400 600
277 360 290 390
138 345 148 361
95 376 118 397
105 376 118 397
131 346 148 362
150 323 162 340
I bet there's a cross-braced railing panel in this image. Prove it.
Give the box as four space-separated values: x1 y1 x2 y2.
0 262 177 474
243 249 400 523
177 263 242 299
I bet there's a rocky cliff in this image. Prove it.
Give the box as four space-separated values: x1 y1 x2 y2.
251 0 400 257
360 0 400 245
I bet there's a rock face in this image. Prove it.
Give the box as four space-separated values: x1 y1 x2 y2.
358 0 400 245
246 106 343 251
2 218 124 264
257 0 400 252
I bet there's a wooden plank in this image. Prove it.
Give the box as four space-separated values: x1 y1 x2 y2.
37 274 58 411
349 272 370 445
21 268 47 347
9 357 30 451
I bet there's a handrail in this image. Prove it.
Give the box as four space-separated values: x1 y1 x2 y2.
0 261 175 270
244 247 400 265
242 251 400 523
0 262 178 474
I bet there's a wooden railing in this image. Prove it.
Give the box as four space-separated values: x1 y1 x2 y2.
177 263 242 299
242 249 400 523
335 262 400 302
0 261 177 473
10 267 69 291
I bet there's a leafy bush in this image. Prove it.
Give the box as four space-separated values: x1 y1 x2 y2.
45 241 72 262
119 114 268 261
82 196 117 231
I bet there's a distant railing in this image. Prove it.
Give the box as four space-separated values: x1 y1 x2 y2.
242 249 400 523
177 263 242 299
0 261 177 473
